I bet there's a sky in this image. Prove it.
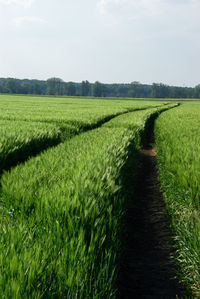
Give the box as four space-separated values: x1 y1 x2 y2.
0 0 200 87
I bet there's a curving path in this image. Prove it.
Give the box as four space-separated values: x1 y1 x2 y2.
118 121 185 298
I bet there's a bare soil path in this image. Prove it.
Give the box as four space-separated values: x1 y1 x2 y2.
118 123 185 298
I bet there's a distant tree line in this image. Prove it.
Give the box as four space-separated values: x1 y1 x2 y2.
0 77 200 98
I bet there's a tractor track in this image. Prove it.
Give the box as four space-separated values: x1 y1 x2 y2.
118 120 185 298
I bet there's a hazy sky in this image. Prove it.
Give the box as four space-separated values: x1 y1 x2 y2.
0 0 200 86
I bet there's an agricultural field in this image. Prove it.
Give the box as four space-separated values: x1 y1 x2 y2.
0 95 162 124
0 95 164 176
0 94 200 297
155 103 200 295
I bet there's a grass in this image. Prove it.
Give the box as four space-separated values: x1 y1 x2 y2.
0 104 172 298
155 102 200 296
0 95 166 175
0 120 70 174
0 94 163 124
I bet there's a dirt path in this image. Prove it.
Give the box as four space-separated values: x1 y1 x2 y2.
118 125 184 298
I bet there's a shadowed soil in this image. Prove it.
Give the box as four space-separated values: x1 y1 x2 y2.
118 126 184 298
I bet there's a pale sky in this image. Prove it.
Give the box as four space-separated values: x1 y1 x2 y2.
0 0 200 86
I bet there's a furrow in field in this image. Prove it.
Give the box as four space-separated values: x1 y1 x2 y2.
0 104 175 298
118 106 185 298
0 104 165 176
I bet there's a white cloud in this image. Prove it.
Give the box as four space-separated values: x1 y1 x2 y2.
97 0 200 17
97 0 119 14
13 16 47 27
97 0 125 15
0 0 35 7
97 0 165 15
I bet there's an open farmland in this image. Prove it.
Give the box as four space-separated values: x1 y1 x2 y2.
0 94 200 297
0 95 164 175
155 103 200 295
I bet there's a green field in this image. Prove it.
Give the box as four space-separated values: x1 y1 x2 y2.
155 103 200 295
0 94 200 297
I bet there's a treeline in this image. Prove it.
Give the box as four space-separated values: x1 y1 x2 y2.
0 77 200 98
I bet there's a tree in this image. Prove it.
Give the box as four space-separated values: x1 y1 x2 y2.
20 81 33 94
47 78 64 95
66 82 76 96
128 81 143 98
151 83 170 98
194 84 200 98
101 84 107 97
92 81 106 97
32 83 43 95
81 80 90 96
115 84 129 97
6 79 18 93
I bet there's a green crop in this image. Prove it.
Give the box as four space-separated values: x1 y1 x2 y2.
0 94 175 297
0 95 163 124
0 95 166 175
0 104 170 298
103 103 177 130
0 120 79 174
155 103 200 296
0 128 136 298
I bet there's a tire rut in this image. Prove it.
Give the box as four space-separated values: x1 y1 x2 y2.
118 122 185 298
